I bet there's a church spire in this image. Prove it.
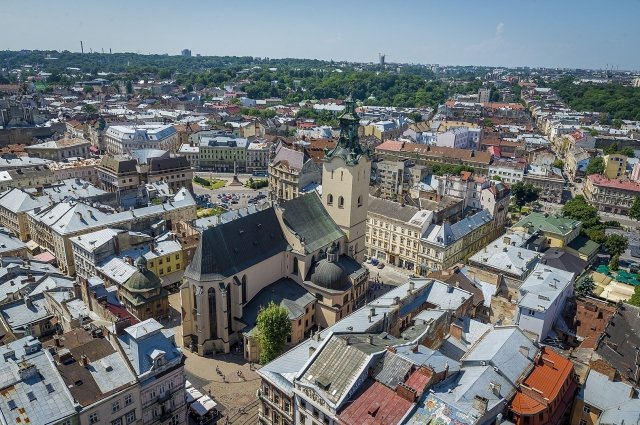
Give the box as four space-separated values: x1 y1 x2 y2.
324 96 366 164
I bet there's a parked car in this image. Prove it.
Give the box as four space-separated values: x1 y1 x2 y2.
377 263 385 269
370 258 379 266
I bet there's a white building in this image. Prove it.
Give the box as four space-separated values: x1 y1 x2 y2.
514 263 574 342
435 127 481 150
247 141 271 173
105 124 179 155
488 160 526 184
115 319 187 425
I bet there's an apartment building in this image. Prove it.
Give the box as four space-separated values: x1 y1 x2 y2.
198 135 248 172
27 188 196 275
105 124 179 155
0 188 48 241
523 165 565 203
375 140 493 176
268 144 321 201
584 174 640 215
25 137 91 160
489 160 526 184
603 154 627 179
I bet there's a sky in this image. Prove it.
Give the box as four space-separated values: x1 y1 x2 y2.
3 0 640 70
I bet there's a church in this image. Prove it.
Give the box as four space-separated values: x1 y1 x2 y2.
180 98 372 356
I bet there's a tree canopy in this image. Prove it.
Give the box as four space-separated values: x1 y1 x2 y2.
604 234 629 257
551 77 640 121
574 275 595 298
256 301 292 364
562 195 606 243
510 182 540 208
629 197 640 221
585 157 604 175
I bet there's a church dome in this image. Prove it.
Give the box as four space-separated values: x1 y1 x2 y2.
124 269 161 293
309 259 350 291
135 256 147 268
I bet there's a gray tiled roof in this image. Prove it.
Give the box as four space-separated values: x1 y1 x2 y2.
517 264 573 311
0 228 26 255
184 208 289 281
279 193 344 254
0 188 48 214
0 337 76 425
239 278 316 335
367 196 420 223
259 278 473 396
372 351 414 388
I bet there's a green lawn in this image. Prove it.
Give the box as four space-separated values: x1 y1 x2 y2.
197 207 225 218
193 176 226 189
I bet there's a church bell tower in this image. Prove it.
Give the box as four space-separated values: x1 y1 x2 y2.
321 96 370 262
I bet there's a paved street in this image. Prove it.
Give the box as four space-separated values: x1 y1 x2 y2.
166 293 261 423
192 172 269 211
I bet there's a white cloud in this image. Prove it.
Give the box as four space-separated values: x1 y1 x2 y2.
496 22 505 37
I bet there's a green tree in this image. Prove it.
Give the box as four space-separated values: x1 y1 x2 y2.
125 80 133 94
585 157 604 175
629 197 640 221
574 275 595 298
619 146 635 158
83 85 94 94
256 301 292 364
492 175 502 181
482 118 494 127
612 118 623 129
552 159 564 169
82 104 97 113
628 286 640 307
510 182 541 208
609 254 620 271
562 195 601 229
604 234 628 257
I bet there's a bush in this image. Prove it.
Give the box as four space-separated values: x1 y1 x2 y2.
604 220 621 228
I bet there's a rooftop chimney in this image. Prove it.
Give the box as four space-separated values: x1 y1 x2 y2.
80 354 89 367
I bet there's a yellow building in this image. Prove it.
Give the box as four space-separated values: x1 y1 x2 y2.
240 278 316 363
512 212 581 248
603 154 627 179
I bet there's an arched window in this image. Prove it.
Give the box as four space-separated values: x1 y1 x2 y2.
292 257 299 275
341 171 344 181
208 288 217 339
327 194 333 205
241 275 247 304
357 195 362 207
338 196 344 208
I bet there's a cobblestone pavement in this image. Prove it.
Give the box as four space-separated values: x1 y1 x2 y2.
167 293 261 421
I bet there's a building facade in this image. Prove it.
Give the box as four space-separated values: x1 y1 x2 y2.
105 125 179 154
584 174 640 215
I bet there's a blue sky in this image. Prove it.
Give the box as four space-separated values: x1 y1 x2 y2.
3 0 640 70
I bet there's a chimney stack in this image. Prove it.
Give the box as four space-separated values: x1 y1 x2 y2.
80 354 89 367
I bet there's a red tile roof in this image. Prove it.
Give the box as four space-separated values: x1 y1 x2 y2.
375 140 405 152
511 347 575 415
587 174 640 192
482 102 525 110
337 380 413 425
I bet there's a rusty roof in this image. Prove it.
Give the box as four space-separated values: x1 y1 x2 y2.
337 379 413 425
510 347 575 415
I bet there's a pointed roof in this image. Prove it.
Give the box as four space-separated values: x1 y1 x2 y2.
324 96 366 164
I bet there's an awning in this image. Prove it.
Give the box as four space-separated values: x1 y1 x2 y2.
185 380 193 389
33 251 56 263
49 317 58 325
186 387 203 404
190 395 218 416
25 240 40 252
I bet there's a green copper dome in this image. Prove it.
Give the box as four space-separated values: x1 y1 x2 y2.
309 258 350 291
124 269 161 293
